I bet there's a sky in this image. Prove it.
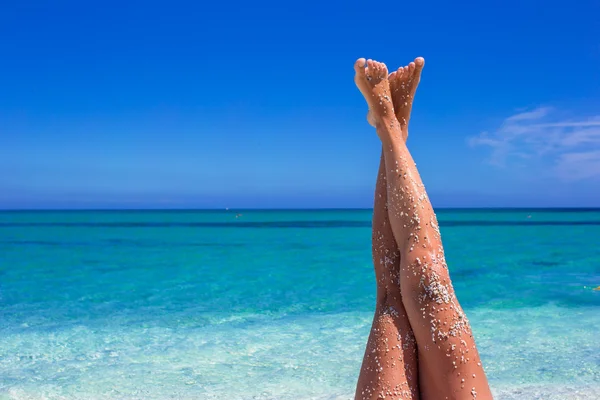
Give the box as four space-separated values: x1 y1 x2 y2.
1 0 599 209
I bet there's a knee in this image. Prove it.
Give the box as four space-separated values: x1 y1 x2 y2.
374 272 403 303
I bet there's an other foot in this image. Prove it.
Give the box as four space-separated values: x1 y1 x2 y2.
389 57 425 139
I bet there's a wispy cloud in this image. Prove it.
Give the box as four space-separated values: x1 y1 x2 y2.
469 107 600 180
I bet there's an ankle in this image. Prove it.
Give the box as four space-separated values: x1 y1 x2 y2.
376 119 405 145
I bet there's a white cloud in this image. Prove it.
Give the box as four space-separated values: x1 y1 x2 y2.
469 107 600 180
504 107 552 122
555 150 600 180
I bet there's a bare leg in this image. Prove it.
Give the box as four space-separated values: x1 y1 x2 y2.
355 151 419 400
355 64 419 400
354 57 493 400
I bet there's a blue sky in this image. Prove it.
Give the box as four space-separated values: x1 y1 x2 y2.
1 0 599 209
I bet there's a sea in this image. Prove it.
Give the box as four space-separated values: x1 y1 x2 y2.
0 209 599 399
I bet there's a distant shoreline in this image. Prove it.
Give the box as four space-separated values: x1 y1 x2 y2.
1 207 600 212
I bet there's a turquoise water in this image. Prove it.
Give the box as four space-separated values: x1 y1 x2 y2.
1 209 599 399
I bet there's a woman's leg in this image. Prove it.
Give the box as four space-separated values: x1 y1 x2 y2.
354 57 493 400
355 62 419 400
355 150 419 400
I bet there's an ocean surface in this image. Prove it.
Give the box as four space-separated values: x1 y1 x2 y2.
0 209 599 399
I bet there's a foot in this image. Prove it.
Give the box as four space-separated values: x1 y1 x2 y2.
389 57 425 139
354 58 394 128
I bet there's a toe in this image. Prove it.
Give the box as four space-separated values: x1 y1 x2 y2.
408 62 416 75
389 71 397 88
379 62 388 76
388 71 398 93
366 59 374 76
414 57 425 74
372 61 379 72
373 61 382 76
354 58 366 75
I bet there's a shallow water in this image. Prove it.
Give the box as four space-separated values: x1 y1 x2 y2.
1 209 599 399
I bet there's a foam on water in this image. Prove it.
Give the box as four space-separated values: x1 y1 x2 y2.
1 305 599 399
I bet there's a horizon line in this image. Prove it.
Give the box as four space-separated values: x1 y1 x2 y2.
1 207 600 212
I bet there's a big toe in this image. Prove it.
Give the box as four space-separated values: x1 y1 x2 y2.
354 58 366 75
414 57 425 72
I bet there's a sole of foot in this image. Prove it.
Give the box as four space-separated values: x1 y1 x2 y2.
354 58 395 129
